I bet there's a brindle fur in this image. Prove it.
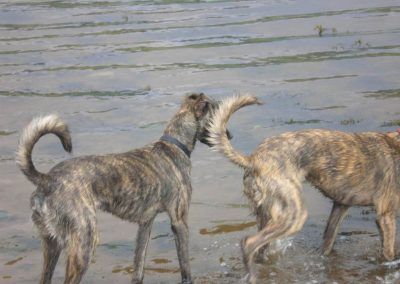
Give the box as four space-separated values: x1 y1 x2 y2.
207 95 400 283
16 93 221 284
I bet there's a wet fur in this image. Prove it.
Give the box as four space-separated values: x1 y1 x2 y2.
207 95 400 283
17 93 218 284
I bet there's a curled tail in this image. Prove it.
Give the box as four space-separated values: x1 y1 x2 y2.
16 114 72 186
207 95 261 168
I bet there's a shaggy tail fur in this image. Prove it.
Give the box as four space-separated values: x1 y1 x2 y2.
16 114 72 186
207 95 261 168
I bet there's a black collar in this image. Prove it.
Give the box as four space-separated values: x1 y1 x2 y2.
160 135 191 158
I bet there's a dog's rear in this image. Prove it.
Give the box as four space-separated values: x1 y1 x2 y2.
17 115 76 239
208 95 308 283
16 115 79 247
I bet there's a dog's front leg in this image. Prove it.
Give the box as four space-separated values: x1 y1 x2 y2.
170 213 192 284
376 211 396 261
321 202 349 255
132 219 155 284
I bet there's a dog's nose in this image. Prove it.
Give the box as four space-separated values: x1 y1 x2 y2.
226 130 233 140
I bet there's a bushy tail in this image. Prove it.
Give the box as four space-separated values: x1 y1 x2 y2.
16 114 72 186
207 95 261 168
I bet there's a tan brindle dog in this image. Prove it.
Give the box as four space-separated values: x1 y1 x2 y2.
207 95 400 283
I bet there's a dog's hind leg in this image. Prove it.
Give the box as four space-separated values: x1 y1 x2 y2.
376 211 396 261
169 207 191 284
242 181 307 283
255 205 270 263
40 235 62 284
321 202 349 256
131 218 155 284
64 216 97 284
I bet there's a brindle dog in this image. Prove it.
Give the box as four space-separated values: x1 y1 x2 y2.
16 93 227 284
207 95 400 283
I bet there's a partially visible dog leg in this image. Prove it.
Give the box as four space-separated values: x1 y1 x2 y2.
132 218 155 284
376 211 396 261
242 183 308 283
170 210 191 284
40 236 62 284
64 220 97 284
242 214 307 283
255 205 269 263
241 223 285 284
321 202 349 255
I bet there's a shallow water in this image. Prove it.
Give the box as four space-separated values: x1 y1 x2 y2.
1 0 400 283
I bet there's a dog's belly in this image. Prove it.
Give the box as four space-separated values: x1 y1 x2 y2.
311 182 375 206
99 200 155 223
94 182 165 223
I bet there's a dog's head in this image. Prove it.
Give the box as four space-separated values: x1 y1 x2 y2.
385 128 400 152
184 93 232 147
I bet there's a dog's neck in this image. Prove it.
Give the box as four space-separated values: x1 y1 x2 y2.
160 135 191 157
162 111 197 154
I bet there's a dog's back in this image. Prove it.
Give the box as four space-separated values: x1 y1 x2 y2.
253 129 400 206
45 144 190 215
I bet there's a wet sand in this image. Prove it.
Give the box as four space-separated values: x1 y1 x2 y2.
1 0 400 283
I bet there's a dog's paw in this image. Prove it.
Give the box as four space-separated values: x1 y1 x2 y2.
254 252 267 264
131 278 143 284
239 273 250 283
381 258 400 267
241 273 257 284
